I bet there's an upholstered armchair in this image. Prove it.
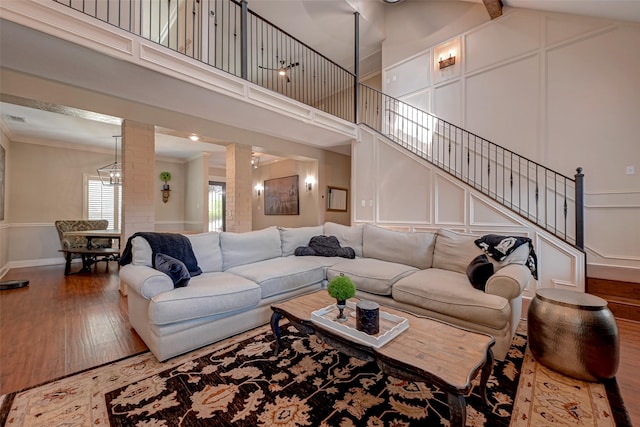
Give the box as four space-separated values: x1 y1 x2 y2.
54 220 112 251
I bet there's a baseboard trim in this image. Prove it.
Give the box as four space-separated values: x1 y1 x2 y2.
8 257 69 269
587 264 640 284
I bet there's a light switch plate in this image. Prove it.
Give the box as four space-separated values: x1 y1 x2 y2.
626 165 635 175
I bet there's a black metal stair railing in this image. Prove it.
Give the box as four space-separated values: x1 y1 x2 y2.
359 84 584 248
52 0 584 248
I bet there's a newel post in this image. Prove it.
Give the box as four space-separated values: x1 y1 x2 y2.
575 167 585 250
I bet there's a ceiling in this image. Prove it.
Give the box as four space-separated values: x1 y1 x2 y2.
2 0 639 168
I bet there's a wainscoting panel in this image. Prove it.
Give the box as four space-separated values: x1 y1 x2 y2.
464 12 540 74
383 52 431 99
468 193 527 227
377 142 431 224
433 173 465 226
433 80 462 126
465 54 540 159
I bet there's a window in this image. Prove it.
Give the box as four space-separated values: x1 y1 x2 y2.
84 174 122 230
208 181 225 232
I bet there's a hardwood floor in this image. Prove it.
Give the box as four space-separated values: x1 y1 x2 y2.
1 265 638 426
0 263 147 395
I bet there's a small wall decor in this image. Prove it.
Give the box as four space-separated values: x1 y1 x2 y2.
160 171 172 203
264 175 299 215
327 186 348 212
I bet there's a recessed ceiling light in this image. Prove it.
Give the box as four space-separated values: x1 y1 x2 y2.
381 0 404 3
189 135 199 141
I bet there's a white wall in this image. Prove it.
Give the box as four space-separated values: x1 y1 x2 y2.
3 139 202 268
154 160 186 232
184 155 209 233
381 7 640 281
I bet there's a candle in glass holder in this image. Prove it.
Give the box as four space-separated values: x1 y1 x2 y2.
356 301 380 335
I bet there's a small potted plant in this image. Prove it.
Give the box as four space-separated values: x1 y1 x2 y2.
327 274 356 322
159 171 172 190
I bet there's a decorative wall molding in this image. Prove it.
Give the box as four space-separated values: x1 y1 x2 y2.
354 131 585 292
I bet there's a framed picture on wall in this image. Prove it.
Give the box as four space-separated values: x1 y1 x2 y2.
264 175 299 215
327 186 348 212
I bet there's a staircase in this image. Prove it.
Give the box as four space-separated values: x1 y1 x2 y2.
587 278 640 323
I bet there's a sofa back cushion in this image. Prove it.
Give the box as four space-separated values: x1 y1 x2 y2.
433 228 530 274
131 236 153 267
363 224 436 269
220 226 282 270
187 232 223 273
279 225 324 256
129 232 222 273
433 229 486 274
324 222 363 257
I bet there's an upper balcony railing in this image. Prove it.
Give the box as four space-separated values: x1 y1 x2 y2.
52 0 584 248
53 0 355 122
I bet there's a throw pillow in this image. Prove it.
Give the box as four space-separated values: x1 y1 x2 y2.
466 254 494 291
154 253 191 288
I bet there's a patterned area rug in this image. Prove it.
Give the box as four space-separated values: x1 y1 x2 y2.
0 322 630 426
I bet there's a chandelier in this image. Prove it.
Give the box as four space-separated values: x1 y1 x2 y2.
97 135 122 186
251 154 260 169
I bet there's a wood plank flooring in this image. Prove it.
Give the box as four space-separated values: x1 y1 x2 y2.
0 263 147 395
0 264 638 426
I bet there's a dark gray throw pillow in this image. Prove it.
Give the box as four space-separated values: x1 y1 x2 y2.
154 253 191 288
466 254 494 291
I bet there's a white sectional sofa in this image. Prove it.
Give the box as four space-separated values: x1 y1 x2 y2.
120 223 531 361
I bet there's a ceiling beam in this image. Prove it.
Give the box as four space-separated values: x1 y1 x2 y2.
482 0 503 19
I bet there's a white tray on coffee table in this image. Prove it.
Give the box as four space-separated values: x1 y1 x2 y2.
310 300 409 348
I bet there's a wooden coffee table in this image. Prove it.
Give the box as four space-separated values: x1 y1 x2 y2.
271 291 495 427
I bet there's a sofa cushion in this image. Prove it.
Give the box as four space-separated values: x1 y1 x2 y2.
466 254 494 291
324 222 363 257
220 227 282 270
226 257 324 299
432 229 485 274
433 229 530 275
363 224 436 269
131 236 153 267
148 272 261 325
392 269 510 330
187 232 223 273
279 226 324 256
327 258 418 296
154 253 191 288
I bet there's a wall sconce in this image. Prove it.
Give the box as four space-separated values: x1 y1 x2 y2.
439 53 456 70
161 188 171 203
255 183 263 197
304 176 315 192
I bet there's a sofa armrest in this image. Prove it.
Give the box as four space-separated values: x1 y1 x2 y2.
119 264 173 300
485 264 530 300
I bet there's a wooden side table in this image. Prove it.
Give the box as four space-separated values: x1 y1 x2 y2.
527 288 619 381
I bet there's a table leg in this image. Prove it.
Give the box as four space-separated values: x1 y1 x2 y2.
447 392 466 427
478 348 495 405
270 311 283 354
64 252 72 275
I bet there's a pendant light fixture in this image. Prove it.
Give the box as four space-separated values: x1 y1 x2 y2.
97 135 123 186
